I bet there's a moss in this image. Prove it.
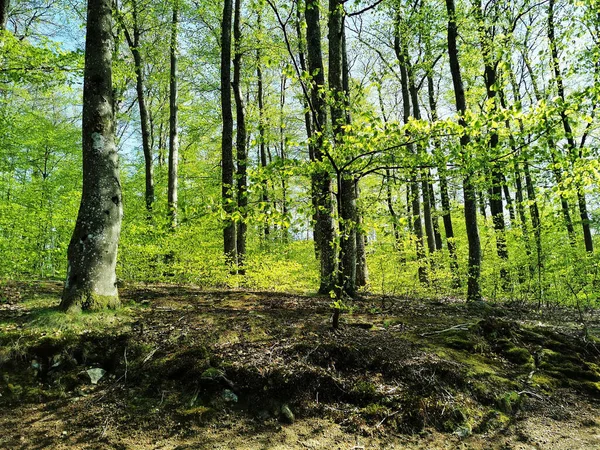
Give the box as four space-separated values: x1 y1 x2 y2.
177 406 214 419
496 391 523 414
62 291 121 313
363 403 389 417
201 367 224 379
351 380 377 401
505 347 534 366
530 373 560 392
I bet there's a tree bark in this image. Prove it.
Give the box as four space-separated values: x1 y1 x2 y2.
446 0 482 301
233 0 247 269
167 1 179 227
123 0 154 213
221 0 237 265
0 0 9 30
427 70 459 280
329 0 356 297
306 0 336 293
394 9 426 284
548 0 593 253
61 0 122 312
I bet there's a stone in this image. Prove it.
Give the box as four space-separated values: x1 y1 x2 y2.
86 368 106 385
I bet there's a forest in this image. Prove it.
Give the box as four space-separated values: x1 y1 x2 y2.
1 0 600 448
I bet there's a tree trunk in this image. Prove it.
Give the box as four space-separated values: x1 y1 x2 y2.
295 1 317 254
394 9 427 283
306 0 336 293
548 0 593 253
523 54 575 245
233 0 247 270
221 0 237 265
355 180 368 287
124 0 154 213
61 0 122 312
427 70 459 280
446 0 482 301
0 0 9 30
167 1 179 228
329 0 356 297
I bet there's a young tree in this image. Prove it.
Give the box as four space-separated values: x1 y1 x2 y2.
445 0 482 301
121 0 155 213
61 0 123 312
233 0 247 269
168 0 179 227
221 0 237 265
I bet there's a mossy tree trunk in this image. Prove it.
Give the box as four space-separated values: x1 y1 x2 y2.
61 0 122 312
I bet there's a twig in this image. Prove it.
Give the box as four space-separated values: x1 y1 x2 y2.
377 410 400 427
518 390 544 400
420 323 472 337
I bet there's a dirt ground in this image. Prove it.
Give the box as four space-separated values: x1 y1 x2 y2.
1 282 599 449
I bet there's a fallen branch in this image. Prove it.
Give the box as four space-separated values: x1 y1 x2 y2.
420 323 472 337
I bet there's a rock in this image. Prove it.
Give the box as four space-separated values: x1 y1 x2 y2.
221 389 238 403
280 404 295 423
86 368 106 385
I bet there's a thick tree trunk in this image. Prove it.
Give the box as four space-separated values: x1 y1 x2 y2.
221 0 237 265
329 0 356 297
124 0 154 212
306 0 335 293
446 0 482 301
61 0 122 312
167 2 179 227
548 0 593 253
233 0 247 269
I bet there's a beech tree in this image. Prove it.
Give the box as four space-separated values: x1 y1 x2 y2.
61 0 122 311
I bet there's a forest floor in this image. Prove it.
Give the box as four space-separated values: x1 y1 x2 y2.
1 281 600 449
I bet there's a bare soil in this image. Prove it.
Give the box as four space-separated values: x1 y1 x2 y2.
1 282 600 449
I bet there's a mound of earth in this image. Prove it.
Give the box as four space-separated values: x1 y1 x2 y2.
1 282 599 449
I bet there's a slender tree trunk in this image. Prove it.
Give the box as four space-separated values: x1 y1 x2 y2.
502 177 516 224
394 10 427 283
233 0 247 269
279 72 289 241
0 0 9 30
257 54 270 240
548 0 593 253
522 55 575 245
295 1 317 254
221 0 236 265
428 71 459 280
340 20 367 287
355 180 368 287
446 0 482 301
306 0 336 293
407 45 435 257
61 0 122 312
123 0 154 212
167 1 179 228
